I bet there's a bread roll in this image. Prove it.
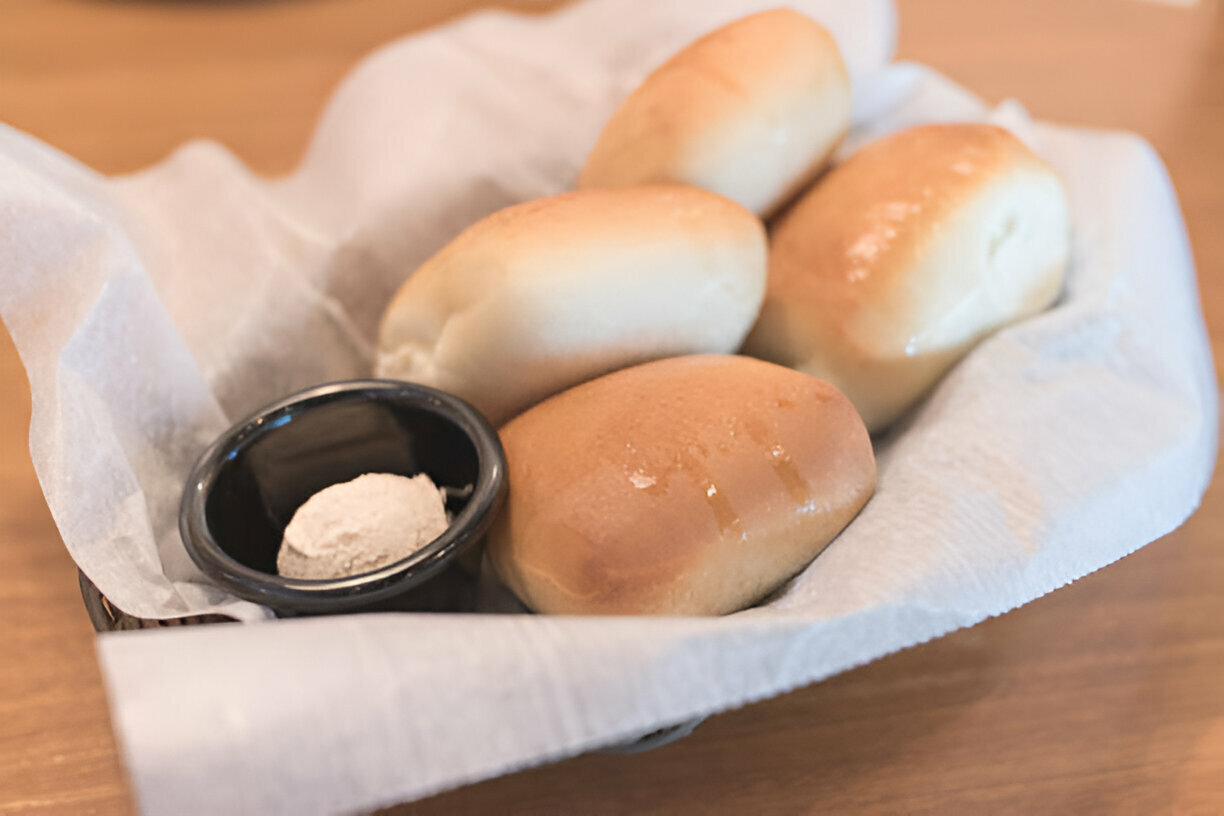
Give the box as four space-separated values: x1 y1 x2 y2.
488 355 876 616
578 9 850 218
743 123 1071 432
377 186 767 425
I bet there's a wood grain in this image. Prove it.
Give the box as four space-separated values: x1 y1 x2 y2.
1 1 1221 814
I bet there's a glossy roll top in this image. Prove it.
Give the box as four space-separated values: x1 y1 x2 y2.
744 123 1071 432
578 9 851 218
488 355 876 616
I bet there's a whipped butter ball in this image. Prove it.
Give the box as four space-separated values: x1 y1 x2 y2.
277 473 448 580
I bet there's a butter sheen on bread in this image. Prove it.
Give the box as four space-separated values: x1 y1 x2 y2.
488 355 876 616
744 123 1072 432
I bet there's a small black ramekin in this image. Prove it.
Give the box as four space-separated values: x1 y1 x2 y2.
179 379 507 615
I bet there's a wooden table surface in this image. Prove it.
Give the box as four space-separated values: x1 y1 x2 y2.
1 1 1221 813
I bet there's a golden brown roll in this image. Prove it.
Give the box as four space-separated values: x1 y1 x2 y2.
488 355 876 616
578 9 850 218
376 186 767 425
743 123 1072 432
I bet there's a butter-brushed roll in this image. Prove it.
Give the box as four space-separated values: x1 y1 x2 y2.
578 9 850 218
743 123 1071 432
488 355 876 616
377 186 767 425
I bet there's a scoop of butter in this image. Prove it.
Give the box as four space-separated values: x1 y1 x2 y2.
277 472 449 580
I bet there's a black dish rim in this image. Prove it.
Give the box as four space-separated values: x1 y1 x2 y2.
177 378 507 614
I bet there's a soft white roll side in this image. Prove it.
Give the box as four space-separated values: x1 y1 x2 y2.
744 124 1072 432
377 186 767 425
578 9 851 218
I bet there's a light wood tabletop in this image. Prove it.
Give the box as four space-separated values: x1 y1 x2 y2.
1 1 1221 813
